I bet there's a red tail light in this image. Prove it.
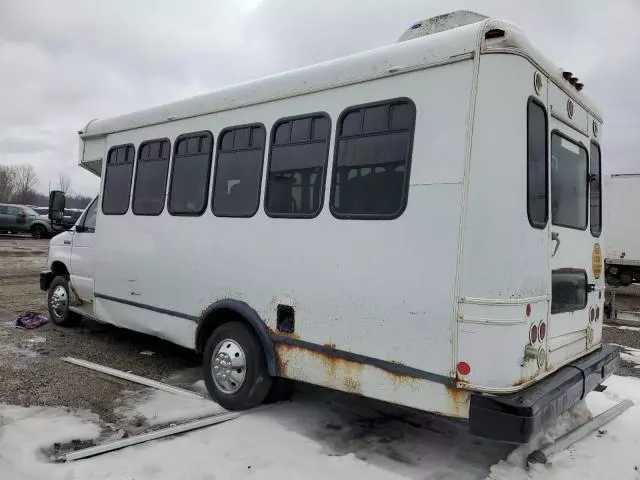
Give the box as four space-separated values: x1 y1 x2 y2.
525 304 532 317
596 307 600 320
457 362 471 376
539 321 546 341
590 307 595 323
530 324 538 344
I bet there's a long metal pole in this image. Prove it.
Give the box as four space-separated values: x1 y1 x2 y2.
528 398 634 464
62 411 243 462
62 357 205 399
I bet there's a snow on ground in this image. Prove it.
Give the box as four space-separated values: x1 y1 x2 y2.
488 374 640 480
610 343 640 367
616 326 640 332
114 384 225 426
0 375 639 480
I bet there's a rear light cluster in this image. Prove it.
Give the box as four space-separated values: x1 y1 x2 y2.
529 321 546 345
589 306 601 323
526 304 546 345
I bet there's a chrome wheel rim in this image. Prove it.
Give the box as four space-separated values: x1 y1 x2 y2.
212 339 246 394
50 285 68 318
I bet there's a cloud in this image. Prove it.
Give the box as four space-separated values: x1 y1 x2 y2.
0 0 637 197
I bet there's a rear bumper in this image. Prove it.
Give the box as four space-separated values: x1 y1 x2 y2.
469 344 619 443
40 271 54 291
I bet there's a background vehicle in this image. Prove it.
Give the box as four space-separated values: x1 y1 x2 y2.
0 203 56 238
40 11 617 444
604 174 640 286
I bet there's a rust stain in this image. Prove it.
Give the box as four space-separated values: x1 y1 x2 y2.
343 376 362 394
267 326 300 340
323 343 337 350
445 385 469 416
274 341 427 395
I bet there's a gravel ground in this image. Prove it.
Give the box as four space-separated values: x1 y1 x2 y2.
0 235 203 426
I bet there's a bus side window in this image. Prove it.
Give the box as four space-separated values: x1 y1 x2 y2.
265 113 331 218
330 99 415 220
168 131 214 216
132 139 171 216
527 97 548 229
590 142 602 237
102 144 135 215
212 124 266 217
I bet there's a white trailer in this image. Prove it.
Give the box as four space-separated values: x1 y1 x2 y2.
41 11 618 443
604 174 640 285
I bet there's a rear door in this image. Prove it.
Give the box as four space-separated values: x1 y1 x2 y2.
547 125 592 367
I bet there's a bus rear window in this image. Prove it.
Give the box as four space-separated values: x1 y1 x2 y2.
551 269 588 314
551 133 588 230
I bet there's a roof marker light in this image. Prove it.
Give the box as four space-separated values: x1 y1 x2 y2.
485 29 505 39
562 71 573 81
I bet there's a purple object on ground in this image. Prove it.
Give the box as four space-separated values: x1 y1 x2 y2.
15 312 49 329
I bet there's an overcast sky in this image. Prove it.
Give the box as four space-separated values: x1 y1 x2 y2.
0 0 638 197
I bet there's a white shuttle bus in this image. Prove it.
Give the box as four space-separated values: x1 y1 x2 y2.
42 12 618 442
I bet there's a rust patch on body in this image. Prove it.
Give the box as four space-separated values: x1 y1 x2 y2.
274 340 429 396
343 376 362 394
445 385 470 416
267 326 300 340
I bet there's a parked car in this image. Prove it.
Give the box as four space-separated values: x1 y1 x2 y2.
62 209 83 229
0 203 56 238
33 206 49 216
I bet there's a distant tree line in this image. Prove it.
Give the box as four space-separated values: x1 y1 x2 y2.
0 164 93 209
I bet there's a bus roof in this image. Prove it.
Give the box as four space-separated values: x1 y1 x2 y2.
81 15 601 138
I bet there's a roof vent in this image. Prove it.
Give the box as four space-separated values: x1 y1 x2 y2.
398 11 488 42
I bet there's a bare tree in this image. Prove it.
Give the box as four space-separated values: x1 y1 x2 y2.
13 164 38 204
58 173 71 194
0 165 17 203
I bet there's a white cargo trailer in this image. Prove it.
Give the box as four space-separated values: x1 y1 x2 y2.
604 174 640 286
41 11 618 443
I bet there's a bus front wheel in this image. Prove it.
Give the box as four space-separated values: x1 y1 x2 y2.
203 321 272 410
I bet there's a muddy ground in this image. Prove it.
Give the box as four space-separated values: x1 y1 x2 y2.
0 235 202 427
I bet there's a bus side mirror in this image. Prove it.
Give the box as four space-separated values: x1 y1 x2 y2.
49 190 66 223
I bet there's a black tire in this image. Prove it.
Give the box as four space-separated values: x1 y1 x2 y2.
47 276 82 327
31 224 46 239
203 322 272 410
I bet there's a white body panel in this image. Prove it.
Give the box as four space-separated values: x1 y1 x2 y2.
44 16 605 420
70 229 95 302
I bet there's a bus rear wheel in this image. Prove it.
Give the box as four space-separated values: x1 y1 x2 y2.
203 321 272 410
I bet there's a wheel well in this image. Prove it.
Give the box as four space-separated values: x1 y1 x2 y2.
196 303 277 377
30 223 45 231
51 261 69 277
